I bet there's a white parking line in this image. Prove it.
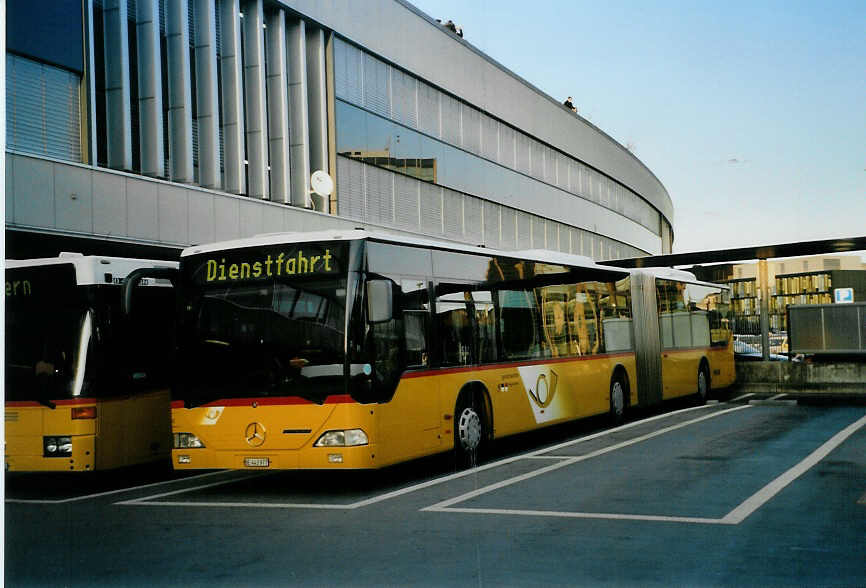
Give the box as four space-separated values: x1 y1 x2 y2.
730 393 755 403
424 412 866 526
5 470 230 504
721 413 866 524
115 472 272 506
118 402 731 510
422 406 750 512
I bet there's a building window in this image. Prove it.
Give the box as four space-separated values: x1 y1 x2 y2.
6 53 82 162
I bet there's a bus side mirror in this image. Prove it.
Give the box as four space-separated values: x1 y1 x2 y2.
366 280 394 323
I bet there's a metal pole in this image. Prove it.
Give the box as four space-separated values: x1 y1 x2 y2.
759 258 770 360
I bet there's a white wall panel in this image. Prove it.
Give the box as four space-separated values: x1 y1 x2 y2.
92 172 128 237
188 190 216 245
239 200 266 236
12 157 54 227
214 197 241 241
54 166 93 233
157 184 189 244
126 178 160 240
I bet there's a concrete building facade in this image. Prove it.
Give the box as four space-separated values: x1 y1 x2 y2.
6 0 674 260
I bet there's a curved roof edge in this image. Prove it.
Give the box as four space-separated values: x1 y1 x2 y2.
277 0 674 224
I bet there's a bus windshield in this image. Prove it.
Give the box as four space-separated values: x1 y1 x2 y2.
5 264 90 403
177 243 350 406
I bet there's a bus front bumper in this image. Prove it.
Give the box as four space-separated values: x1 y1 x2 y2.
5 434 96 472
171 444 380 470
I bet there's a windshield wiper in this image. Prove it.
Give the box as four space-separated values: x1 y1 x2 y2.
36 397 57 410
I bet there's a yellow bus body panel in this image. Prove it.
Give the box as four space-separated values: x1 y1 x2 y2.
4 389 171 472
661 344 735 400
172 354 637 471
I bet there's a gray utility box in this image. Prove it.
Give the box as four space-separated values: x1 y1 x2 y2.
789 303 866 355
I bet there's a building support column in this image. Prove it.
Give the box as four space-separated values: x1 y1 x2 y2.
266 8 291 203
136 0 165 178
194 0 221 189
242 0 269 199
220 0 246 194
325 31 338 214
758 258 771 360
287 18 311 208
103 0 132 170
306 26 329 211
166 0 194 183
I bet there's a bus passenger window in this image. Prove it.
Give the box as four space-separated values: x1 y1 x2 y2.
436 291 472 365
498 289 541 360
401 280 429 368
404 312 428 367
472 291 496 363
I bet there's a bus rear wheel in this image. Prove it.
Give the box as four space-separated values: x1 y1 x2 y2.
609 372 627 426
454 394 484 469
697 364 710 404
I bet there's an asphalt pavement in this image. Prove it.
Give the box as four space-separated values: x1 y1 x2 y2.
5 399 865 587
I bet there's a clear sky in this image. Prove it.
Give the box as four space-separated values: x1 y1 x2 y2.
409 0 865 254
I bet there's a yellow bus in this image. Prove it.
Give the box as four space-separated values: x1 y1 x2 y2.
5 254 177 472
157 230 733 470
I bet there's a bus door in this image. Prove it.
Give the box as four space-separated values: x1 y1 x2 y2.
364 243 439 461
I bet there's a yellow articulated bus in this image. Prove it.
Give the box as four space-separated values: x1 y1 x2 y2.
152 230 733 471
5 254 177 472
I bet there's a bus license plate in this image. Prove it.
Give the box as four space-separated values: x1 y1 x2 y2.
244 457 269 468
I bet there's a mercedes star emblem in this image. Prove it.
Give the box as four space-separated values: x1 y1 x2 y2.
244 422 266 447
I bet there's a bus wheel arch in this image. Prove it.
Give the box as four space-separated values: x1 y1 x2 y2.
453 382 491 467
697 359 711 404
609 366 629 425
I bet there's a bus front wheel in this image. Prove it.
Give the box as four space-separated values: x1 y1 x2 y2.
454 394 484 468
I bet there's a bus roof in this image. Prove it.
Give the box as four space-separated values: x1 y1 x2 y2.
632 266 730 290
181 229 627 274
5 253 178 286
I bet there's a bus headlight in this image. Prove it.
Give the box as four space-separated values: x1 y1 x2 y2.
314 429 368 447
43 436 72 457
173 433 205 449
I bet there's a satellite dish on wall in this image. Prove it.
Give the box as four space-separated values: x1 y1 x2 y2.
310 170 334 197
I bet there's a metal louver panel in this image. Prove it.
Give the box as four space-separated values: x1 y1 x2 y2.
363 53 390 118
440 93 461 147
483 200 500 248
391 68 417 129
394 173 420 231
499 207 516 250
515 132 531 175
480 114 498 161
498 124 515 169
542 146 556 185
417 82 440 138
556 152 569 190
463 197 482 244
334 38 363 106
336 156 365 221
443 189 463 239
365 164 394 226
568 160 580 195
531 216 546 248
461 104 481 155
530 140 544 180
420 182 443 235
6 55 82 162
516 211 531 249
